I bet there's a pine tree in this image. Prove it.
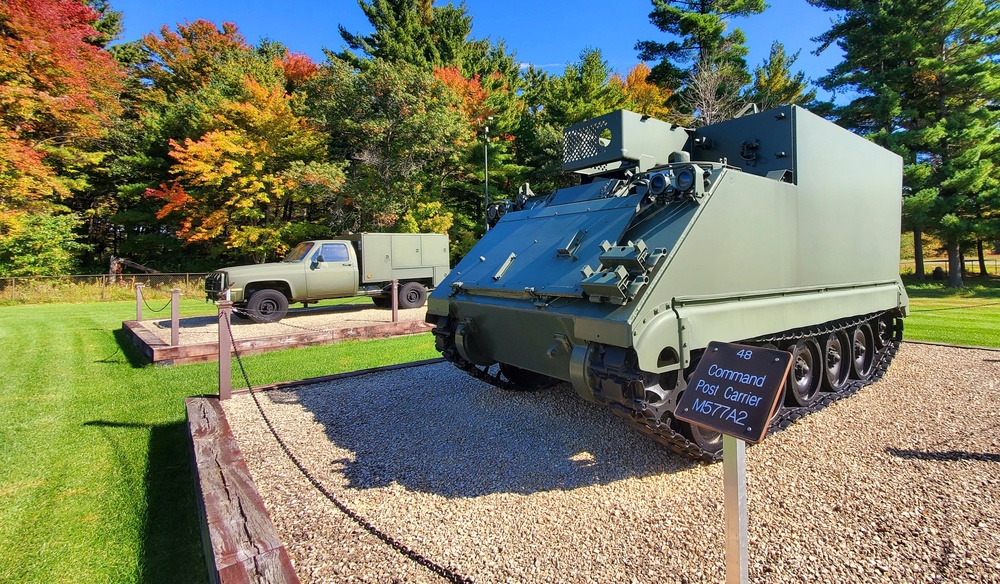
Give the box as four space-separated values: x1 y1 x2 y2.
337 0 472 70
746 41 816 110
635 0 765 90
812 0 1000 287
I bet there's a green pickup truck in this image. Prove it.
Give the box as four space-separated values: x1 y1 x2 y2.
205 233 450 323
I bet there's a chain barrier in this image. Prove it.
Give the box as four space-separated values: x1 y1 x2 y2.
137 286 172 313
910 301 1000 313
221 317 473 584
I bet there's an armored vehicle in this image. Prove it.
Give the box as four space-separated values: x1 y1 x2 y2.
206 233 449 322
427 106 907 461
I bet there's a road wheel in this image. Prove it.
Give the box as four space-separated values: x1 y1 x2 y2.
371 296 391 308
850 323 876 380
246 289 288 323
681 419 724 455
821 330 852 391
786 338 822 407
398 282 427 309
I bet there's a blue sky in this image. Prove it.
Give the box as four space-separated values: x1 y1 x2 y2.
110 0 845 96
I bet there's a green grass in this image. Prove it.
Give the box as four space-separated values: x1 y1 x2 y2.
0 300 438 583
904 276 1000 347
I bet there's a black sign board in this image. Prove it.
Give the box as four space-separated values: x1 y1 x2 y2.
674 341 792 444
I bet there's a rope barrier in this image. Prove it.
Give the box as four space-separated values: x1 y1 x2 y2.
221 318 473 584
136 286 172 313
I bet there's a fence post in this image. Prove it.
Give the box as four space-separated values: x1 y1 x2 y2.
391 279 399 323
170 288 181 346
135 283 143 321
218 300 232 400
9 278 14 302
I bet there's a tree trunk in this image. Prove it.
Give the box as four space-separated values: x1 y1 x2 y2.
913 229 925 282
947 240 964 287
977 239 988 277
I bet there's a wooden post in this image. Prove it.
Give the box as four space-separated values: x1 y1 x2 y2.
171 288 181 346
9 278 14 302
135 283 143 321
391 279 399 323
218 301 232 400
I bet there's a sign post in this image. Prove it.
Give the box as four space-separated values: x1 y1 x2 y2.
675 341 792 584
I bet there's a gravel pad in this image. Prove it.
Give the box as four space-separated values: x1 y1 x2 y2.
223 343 1000 583
143 304 426 345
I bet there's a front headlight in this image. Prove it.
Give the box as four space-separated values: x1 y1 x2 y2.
675 167 695 191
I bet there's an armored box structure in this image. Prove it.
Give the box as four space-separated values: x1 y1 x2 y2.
427 106 907 461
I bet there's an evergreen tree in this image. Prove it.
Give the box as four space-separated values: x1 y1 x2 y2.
337 0 472 70
635 0 765 90
746 41 816 110
812 0 1000 287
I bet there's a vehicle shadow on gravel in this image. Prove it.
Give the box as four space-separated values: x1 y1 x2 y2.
283 362 698 498
886 447 1000 463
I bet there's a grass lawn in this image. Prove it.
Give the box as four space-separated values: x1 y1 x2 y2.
0 299 438 583
903 276 1000 347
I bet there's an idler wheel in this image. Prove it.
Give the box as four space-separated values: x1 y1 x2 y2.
786 339 822 407
850 323 876 380
875 314 895 348
681 421 723 454
821 331 852 391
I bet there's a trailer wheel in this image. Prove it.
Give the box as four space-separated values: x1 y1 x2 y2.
246 289 288 323
398 282 426 309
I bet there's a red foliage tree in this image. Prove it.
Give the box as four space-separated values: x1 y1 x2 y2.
0 0 124 211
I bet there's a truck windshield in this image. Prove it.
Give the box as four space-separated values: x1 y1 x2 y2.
283 242 314 262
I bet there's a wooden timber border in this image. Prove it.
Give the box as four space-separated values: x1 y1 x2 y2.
122 318 435 365
186 396 300 584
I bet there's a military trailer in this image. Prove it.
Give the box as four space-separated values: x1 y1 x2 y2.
205 233 450 323
427 105 907 461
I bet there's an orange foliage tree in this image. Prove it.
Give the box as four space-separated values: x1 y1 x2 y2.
140 23 342 262
616 63 674 121
0 0 123 274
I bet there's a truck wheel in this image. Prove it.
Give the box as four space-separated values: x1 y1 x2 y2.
246 289 288 323
372 296 391 308
398 282 426 309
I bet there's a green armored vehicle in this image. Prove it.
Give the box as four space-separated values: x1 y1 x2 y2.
206 233 450 323
427 105 907 461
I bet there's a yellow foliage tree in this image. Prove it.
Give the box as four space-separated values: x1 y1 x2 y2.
616 63 673 120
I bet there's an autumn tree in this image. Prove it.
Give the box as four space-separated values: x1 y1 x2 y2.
616 63 674 120
0 0 124 275
150 78 345 262
108 20 345 264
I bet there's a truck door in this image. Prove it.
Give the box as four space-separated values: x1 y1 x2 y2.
307 242 359 300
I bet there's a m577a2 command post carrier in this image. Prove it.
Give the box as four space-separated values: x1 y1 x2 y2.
427 105 908 462
205 233 450 323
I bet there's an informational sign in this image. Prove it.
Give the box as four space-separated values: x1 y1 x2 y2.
674 341 792 444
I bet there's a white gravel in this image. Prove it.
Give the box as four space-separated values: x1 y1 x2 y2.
223 343 1000 583
142 303 427 345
